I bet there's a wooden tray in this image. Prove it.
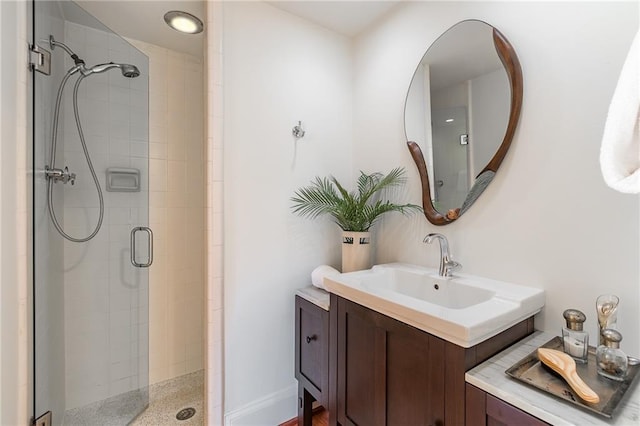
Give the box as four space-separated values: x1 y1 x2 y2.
505 336 640 418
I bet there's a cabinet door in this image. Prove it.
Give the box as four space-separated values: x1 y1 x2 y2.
337 297 386 426
331 294 533 426
386 319 445 426
336 297 445 426
295 296 329 407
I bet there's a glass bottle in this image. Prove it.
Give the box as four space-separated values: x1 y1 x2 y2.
562 309 589 363
596 329 628 381
596 294 619 346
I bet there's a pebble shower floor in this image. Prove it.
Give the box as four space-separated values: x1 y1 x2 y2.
62 370 204 425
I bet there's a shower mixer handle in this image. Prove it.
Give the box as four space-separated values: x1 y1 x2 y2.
67 167 76 185
45 165 76 185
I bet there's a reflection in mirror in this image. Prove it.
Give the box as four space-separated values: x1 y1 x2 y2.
404 20 522 225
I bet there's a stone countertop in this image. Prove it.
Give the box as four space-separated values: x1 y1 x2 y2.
466 331 640 426
295 286 330 311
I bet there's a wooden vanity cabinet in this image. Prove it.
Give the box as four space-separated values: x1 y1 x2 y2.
295 295 329 426
329 294 534 426
333 295 445 426
466 384 549 426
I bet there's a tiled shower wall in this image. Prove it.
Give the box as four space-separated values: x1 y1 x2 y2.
61 21 150 409
127 38 206 385
61 21 205 407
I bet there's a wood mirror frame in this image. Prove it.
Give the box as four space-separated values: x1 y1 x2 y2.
407 26 523 225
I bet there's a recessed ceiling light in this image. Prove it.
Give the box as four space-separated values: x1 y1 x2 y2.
164 11 204 34
445 118 454 123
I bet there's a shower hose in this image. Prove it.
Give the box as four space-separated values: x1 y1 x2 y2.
47 69 104 242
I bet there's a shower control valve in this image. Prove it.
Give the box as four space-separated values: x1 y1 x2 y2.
45 165 76 185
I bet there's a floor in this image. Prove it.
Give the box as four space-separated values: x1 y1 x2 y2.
63 370 204 425
279 409 329 426
131 370 204 425
62 388 148 425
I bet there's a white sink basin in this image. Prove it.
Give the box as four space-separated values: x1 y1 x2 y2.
324 263 545 347
361 267 495 309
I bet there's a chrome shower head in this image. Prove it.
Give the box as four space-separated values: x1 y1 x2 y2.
48 35 140 78
84 62 140 78
119 64 140 78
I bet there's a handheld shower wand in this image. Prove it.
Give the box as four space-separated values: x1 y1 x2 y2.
83 62 141 78
49 35 140 78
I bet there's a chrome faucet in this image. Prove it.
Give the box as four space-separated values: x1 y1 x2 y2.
45 165 76 185
424 233 461 277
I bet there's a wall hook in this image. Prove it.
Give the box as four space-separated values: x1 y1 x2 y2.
292 121 305 139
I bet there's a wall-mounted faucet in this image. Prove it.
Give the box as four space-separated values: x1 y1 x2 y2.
45 165 76 185
424 233 461 277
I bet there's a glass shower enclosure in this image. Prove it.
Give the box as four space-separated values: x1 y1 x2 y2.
31 0 151 424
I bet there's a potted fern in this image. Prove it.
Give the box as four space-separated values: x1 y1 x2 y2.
291 167 421 272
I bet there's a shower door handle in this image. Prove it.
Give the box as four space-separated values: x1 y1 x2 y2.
131 226 153 267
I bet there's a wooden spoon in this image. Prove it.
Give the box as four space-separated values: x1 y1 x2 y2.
537 348 600 404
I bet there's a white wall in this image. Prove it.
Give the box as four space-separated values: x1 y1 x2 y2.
353 2 640 354
469 68 510 174
0 0 29 424
222 2 353 423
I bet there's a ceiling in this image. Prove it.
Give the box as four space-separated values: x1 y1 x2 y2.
71 1 402 57
267 1 402 37
74 1 205 57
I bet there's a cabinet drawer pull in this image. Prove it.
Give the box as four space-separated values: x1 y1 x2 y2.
306 335 317 344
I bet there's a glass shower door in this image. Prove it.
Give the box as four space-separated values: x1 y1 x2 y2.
431 106 469 213
32 1 150 424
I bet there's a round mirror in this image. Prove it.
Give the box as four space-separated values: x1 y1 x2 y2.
404 20 522 225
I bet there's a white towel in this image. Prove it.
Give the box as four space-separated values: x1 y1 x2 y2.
600 31 640 193
311 265 340 291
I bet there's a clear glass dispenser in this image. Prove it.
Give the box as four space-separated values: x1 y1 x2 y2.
596 329 628 381
562 308 589 363
596 294 619 346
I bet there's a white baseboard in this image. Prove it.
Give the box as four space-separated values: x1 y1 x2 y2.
224 383 297 426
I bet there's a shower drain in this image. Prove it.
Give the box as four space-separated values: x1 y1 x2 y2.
176 407 196 421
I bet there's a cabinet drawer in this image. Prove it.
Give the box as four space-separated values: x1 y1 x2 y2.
295 295 329 404
466 383 549 426
486 394 548 426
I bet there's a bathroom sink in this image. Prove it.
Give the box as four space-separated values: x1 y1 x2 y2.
361 267 495 309
324 263 544 347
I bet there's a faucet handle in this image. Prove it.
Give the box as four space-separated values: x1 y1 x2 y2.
444 260 462 277
424 233 461 277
